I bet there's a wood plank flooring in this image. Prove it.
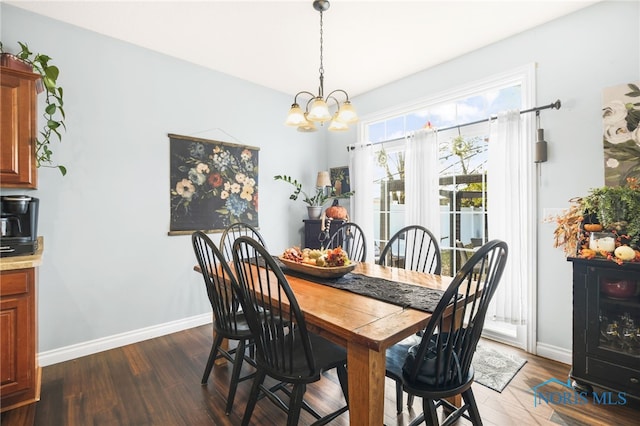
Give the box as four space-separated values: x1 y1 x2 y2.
2 324 639 425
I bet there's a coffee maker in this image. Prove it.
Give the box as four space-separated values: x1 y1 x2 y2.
0 195 39 257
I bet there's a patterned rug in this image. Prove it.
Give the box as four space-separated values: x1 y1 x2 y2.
472 345 527 392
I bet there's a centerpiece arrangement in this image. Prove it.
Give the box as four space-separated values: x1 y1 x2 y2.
549 178 640 264
279 246 356 278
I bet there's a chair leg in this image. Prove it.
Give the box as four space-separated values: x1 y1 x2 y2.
395 380 404 414
287 383 307 426
336 364 349 404
201 333 224 384
408 393 415 409
462 389 482 426
225 339 247 415
241 369 266 426
421 398 440 426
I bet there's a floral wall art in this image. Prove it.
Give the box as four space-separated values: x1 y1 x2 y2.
169 134 259 234
603 81 640 187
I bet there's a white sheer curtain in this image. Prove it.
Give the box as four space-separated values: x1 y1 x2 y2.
405 128 441 243
349 144 375 262
487 110 527 325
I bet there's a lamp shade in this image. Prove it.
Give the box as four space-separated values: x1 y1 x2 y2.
328 115 348 131
297 115 318 132
316 171 331 187
336 100 358 124
285 104 306 126
307 97 332 122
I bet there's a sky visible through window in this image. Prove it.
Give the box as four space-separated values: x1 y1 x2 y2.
367 85 521 184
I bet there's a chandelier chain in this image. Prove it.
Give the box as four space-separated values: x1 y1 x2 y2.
318 9 324 95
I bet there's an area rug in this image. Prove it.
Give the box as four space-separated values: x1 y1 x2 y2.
472 345 527 392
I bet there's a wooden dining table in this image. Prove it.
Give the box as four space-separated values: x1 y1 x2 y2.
278 262 453 426
195 260 454 425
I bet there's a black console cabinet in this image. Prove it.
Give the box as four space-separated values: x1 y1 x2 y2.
303 219 345 249
568 257 640 400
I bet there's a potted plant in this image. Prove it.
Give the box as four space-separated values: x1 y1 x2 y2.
274 175 354 219
549 178 640 263
0 41 67 175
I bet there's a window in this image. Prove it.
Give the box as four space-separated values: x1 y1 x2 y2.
360 65 537 349
366 85 521 276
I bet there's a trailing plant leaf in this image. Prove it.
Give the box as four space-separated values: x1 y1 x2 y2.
1 41 67 175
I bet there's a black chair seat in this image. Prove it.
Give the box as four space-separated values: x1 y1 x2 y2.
263 332 347 384
213 311 253 338
386 338 475 399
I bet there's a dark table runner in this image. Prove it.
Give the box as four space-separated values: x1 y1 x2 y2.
279 266 446 313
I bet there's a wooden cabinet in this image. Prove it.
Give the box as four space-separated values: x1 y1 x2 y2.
0 66 39 188
569 257 640 400
303 219 345 249
0 267 39 411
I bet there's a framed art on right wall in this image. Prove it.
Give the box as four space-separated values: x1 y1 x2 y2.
602 81 640 187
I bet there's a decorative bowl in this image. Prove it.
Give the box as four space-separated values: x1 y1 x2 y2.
600 278 637 299
278 256 357 278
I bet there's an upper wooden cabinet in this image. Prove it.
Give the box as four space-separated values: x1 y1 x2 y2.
0 66 39 189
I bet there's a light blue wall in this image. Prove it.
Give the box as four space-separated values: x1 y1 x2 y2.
1 4 327 354
3 1 639 359
328 1 640 354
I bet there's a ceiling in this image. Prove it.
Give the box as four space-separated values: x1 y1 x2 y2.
6 1 598 97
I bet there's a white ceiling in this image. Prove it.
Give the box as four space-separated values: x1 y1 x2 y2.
7 0 598 97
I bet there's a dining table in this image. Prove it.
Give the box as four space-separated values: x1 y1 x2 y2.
195 260 456 425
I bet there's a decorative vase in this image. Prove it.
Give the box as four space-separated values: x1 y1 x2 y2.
307 206 322 220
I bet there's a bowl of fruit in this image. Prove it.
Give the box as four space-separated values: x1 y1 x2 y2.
279 247 357 278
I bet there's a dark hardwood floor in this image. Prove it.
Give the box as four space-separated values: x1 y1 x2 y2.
3 324 639 425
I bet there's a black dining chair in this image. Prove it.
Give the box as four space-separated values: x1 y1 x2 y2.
326 222 367 262
220 222 267 262
191 231 257 415
379 225 442 412
378 225 441 274
231 236 350 426
385 240 508 425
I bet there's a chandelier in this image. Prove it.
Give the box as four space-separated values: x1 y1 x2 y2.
284 0 358 132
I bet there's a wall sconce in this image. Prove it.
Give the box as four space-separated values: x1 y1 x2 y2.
535 112 548 163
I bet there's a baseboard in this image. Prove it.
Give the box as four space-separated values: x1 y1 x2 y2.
535 342 572 365
37 313 213 367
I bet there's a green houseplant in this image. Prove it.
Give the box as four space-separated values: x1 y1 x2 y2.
274 174 354 219
0 41 67 175
550 178 640 261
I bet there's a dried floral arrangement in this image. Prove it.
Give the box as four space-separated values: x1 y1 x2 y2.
548 178 640 264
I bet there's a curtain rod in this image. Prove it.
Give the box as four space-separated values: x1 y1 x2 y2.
347 99 561 151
